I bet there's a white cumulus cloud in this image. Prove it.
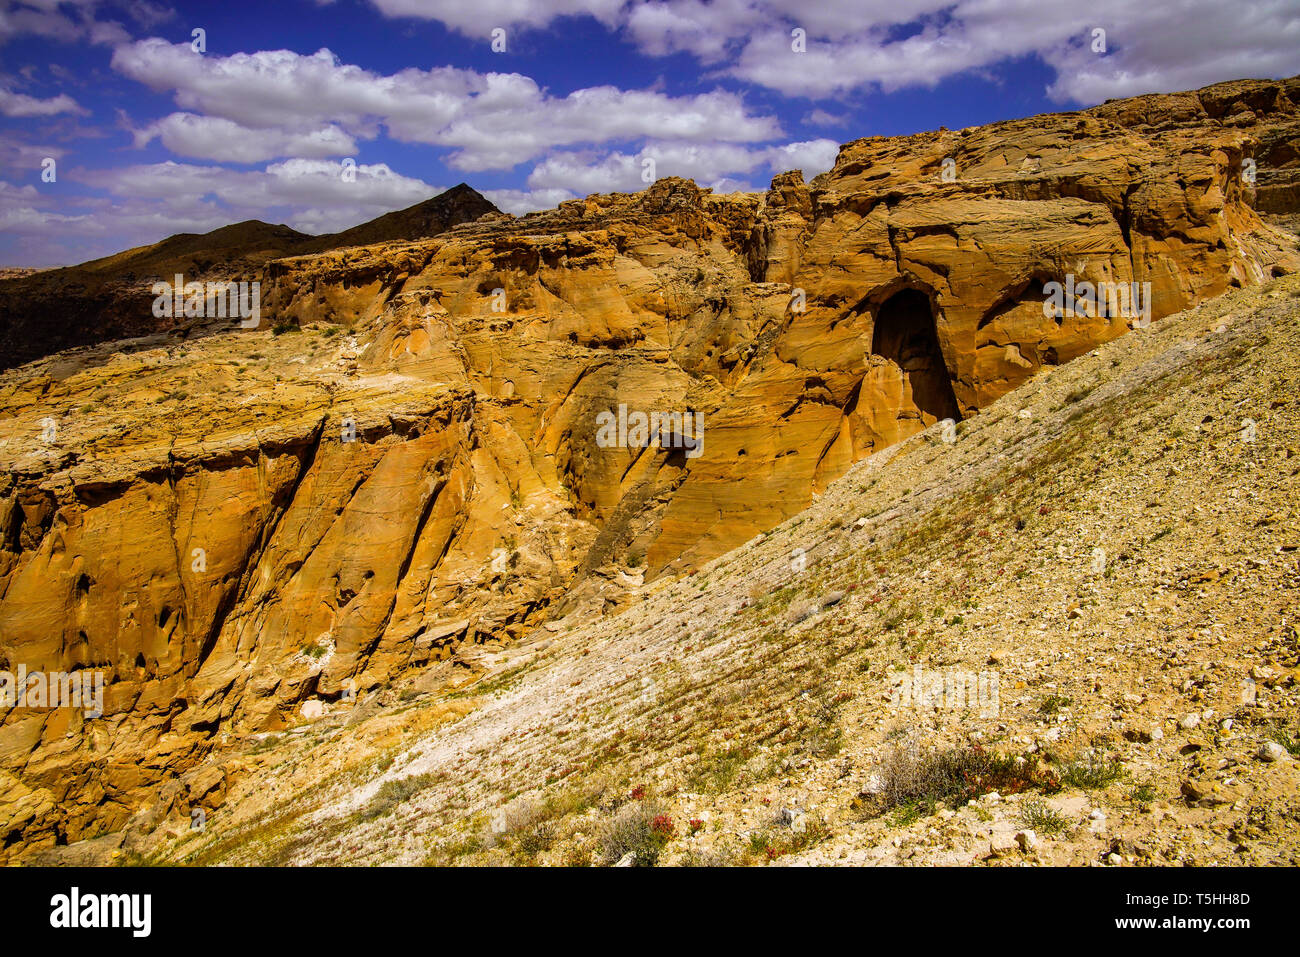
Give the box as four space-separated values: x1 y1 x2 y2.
0 86 84 117
110 40 782 170
133 113 359 162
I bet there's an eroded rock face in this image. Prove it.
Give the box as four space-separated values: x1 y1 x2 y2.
0 185 500 372
1 76 1298 855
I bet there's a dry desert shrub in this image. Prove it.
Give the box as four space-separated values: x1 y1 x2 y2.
597 799 674 866
877 742 1059 816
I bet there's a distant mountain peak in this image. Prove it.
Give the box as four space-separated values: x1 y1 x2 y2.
301 183 500 253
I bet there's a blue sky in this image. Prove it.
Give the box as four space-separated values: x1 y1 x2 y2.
2 0 1298 267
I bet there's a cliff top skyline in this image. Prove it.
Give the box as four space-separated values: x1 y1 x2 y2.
3 0 1298 267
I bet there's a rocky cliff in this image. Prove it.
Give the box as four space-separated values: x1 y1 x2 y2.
104 269 1300 869
1 76 1298 855
0 184 500 371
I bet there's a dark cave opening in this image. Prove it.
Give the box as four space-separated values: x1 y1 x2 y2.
871 288 961 423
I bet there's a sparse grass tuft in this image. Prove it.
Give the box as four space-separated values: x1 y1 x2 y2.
1019 798 1068 835
687 747 751 793
360 773 436 821
1130 782 1159 805
1039 694 1072 715
1269 727 1300 758
513 821 556 861
1058 755 1126 790
745 818 828 861
889 797 936 827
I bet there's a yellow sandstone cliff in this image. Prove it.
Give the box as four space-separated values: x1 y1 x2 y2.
0 75 1297 854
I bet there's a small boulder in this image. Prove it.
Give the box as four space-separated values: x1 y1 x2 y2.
1257 741 1290 763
